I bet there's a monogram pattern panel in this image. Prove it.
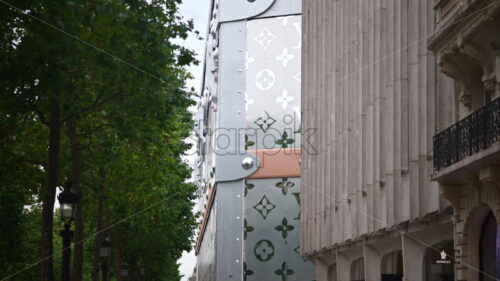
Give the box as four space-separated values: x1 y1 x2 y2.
245 16 302 150
244 15 315 281
244 178 315 281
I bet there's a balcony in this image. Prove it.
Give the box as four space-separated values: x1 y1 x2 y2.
433 97 500 173
434 0 462 27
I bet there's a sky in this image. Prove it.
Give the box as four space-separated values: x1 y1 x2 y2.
176 0 210 280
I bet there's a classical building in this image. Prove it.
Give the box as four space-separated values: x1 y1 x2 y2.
193 0 315 280
429 1 500 281
300 0 459 280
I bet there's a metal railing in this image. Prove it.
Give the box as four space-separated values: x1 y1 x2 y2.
433 97 500 171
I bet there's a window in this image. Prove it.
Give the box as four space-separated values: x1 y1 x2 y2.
381 251 403 281
480 212 500 281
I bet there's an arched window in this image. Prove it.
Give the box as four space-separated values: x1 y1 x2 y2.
350 258 364 281
424 240 454 281
480 212 500 281
381 251 403 281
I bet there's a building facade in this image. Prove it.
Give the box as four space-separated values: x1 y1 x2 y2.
301 0 457 280
194 0 315 280
429 1 500 281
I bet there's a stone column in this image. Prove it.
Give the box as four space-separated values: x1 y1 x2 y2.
363 245 381 281
336 253 350 281
401 234 425 281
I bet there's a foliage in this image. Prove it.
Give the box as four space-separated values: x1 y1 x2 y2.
0 0 199 280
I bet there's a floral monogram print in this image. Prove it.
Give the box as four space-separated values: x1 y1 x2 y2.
244 262 254 281
244 219 254 240
255 69 276 91
276 47 295 67
275 89 295 109
274 217 295 239
274 262 294 281
275 177 295 195
254 239 275 261
253 195 276 219
293 192 301 220
276 131 295 148
245 180 255 197
254 27 277 49
254 111 277 133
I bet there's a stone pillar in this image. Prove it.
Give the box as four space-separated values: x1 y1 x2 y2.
401 235 425 281
315 257 329 281
336 253 350 281
363 245 381 281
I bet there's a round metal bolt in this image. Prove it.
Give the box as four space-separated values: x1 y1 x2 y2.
242 157 254 170
236 216 240 220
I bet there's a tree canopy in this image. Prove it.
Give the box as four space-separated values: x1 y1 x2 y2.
0 0 199 280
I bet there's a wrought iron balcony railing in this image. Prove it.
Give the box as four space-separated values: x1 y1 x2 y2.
433 97 500 172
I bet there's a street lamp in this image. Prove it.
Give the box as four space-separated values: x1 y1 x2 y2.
100 233 112 281
120 262 129 278
57 181 79 281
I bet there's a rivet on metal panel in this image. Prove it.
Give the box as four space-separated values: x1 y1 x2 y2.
236 259 240 263
236 237 240 241
242 157 254 170
238 69 242 73
238 90 242 94
239 49 243 53
237 195 241 198
238 111 241 115
236 216 240 220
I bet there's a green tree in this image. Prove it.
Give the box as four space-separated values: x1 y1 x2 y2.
0 0 199 280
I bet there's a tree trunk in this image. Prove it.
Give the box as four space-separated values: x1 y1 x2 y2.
91 169 106 281
41 103 61 281
129 257 138 281
113 226 124 281
67 116 84 281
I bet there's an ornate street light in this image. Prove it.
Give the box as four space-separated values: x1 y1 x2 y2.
120 262 129 278
100 233 112 281
57 181 80 281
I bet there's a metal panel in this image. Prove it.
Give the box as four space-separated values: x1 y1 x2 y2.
215 150 259 182
198 200 217 281
256 0 301 18
213 20 247 281
215 182 244 280
219 0 276 22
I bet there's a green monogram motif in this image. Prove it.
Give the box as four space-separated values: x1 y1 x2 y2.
254 111 276 133
293 192 300 220
253 195 276 219
274 217 295 239
244 219 254 240
294 245 308 262
245 180 254 197
274 262 294 281
254 239 275 262
275 177 295 195
244 263 254 281
276 131 295 148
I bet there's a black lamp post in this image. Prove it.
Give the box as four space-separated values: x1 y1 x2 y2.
120 262 129 279
100 233 112 281
57 181 80 281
